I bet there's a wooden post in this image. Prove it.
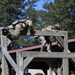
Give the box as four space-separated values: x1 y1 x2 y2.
1 35 9 75
64 31 68 52
63 31 69 75
63 59 69 75
23 57 34 69
0 29 2 75
16 52 23 75
0 30 23 75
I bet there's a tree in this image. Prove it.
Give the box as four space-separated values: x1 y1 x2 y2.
40 0 75 37
0 0 25 26
1 0 75 47
0 0 41 47
22 0 41 29
0 0 39 27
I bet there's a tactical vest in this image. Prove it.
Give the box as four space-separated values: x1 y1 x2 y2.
12 20 26 30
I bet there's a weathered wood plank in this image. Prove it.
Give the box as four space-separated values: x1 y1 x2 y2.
63 59 69 75
27 30 66 36
16 52 23 73
1 45 23 75
1 35 23 75
21 51 75 58
0 28 66 36
23 57 34 69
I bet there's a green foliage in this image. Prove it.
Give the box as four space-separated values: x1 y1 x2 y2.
0 0 40 47
13 35 40 47
35 73 44 75
41 0 75 37
0 0 25 26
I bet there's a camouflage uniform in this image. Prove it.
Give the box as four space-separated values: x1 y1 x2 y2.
6 18 35 39
39 24 60 52
38 26 52 52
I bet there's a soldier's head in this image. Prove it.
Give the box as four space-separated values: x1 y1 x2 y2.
53 23 60 30
24 68 28 73
2 28 9 36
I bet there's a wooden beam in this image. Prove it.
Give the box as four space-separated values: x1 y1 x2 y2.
63 59 69 75
1 34 9 75
16 52 23 73
64 31 68 52
55 32 75 63
23 57 34 69
27 30 66 36
0 29 66 36
1 35 23 75
21 51 75 58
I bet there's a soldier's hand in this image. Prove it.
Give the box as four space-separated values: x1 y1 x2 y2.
2 28 9 36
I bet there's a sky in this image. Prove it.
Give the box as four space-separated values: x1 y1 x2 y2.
35 0 54 10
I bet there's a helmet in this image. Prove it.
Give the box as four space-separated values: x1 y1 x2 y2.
54 23 60 30
54 23 60 28
2 29 9 35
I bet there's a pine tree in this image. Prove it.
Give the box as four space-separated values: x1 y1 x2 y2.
41 0 75 37
0 0 40 47
0 0 26 26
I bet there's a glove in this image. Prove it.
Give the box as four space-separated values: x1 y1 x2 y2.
2 28 9 36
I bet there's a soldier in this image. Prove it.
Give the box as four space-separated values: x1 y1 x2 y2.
23 68 31 75
39 26 52 52
39 36 52 52
34 25 52 52
5 17 35 40
52 23 60 31
45 23 61 47
52 23 61 47
36 23 60 52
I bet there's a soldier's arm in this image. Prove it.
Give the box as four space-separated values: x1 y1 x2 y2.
19 19 26 23
7 25 13 29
